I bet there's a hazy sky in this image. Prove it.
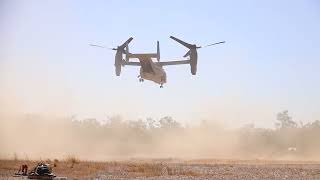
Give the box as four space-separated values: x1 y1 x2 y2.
1 0 319 127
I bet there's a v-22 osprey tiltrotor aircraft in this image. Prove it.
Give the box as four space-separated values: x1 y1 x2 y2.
90 36 225 88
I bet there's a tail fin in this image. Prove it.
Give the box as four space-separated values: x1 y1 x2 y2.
157 41 160 62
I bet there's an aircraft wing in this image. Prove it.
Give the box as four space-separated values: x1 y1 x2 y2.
122 60 191 66
158 60 191 66
122 61 141 66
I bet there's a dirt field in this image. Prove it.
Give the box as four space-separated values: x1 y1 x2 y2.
1 159 320 179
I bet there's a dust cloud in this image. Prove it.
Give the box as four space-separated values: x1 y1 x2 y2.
1 111 320 161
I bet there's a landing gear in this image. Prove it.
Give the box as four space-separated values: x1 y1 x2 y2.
160 77 165 88
138 75 144 82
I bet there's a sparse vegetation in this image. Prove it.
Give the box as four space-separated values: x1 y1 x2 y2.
2 110 320 178
53 159 59 167
1 111 320 161
1 159 320 179
65 154 80 168
13 153 18 162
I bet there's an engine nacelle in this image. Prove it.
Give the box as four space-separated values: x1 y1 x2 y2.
189 49 198 75
115 49 122 76
114 37 133 76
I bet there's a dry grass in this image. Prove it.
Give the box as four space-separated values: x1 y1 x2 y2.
65 154 80 168
0 159 202 178
125 162 201 176
1 159 320 179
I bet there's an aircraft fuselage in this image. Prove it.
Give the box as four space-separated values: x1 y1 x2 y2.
139 58 166 85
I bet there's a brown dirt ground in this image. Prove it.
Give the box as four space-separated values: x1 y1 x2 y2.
1 159 320 179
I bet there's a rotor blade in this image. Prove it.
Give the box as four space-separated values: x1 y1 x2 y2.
90 44 106 48
119 37 133 48
199 41 225 48
183 50 191 58
170 36 194 48
90 44 115 50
